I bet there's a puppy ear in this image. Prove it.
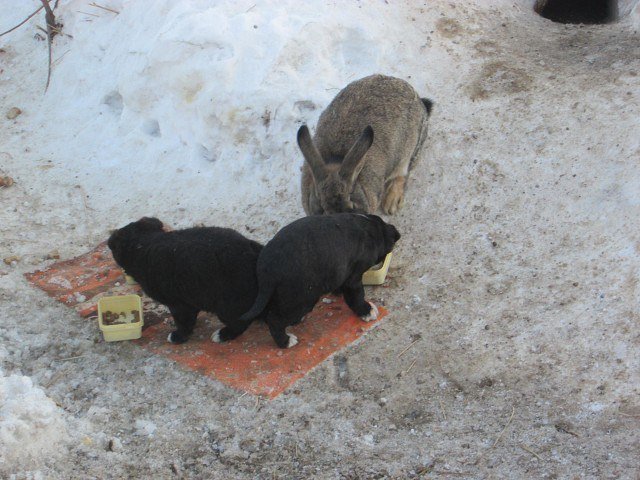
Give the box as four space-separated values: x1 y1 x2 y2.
107 228 124 256
107 230 118 248
137 217 164 231
389 225 401 243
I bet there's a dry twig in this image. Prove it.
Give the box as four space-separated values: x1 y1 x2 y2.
0 0 61 91
44 369 65 388
77 11 100 18
519 443 542 461
55 354 86 361
89 2 120 15
397 338 420 358
404 358 417 374
472 405 516 465
431 472 470 477
491 405 515 448
52 49 70 66
0 5 44 37
40 0 57 92
438 398 447 421
619 411 640 418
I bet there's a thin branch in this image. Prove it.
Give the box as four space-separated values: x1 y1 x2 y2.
471 405 516 465
54 355 86 361
491 405 515 448
404 358 417 374
40 0 56 92
41 0 55 26
519 444 542 461
619 411 640 418
52 49 70 66
438 398 447 421
0 5 44 37
397 338 420 358
89 2 120 15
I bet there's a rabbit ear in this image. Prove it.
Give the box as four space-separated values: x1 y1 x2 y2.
297 125 326 182
339 126 374 187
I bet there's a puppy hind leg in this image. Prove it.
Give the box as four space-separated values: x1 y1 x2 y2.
266 314 298 349
342 282 376 321
167 304 199 344
361 302 379 322
382 176 406 215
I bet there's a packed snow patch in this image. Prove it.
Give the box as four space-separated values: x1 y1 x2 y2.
0 370 68 469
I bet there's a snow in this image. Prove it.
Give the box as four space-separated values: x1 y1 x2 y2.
1 0 451 231
1 0 640 477
0 369 68 469
134 419 157 437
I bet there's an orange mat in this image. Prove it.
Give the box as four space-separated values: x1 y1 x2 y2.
25 242 387 398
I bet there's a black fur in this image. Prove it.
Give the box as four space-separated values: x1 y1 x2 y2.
239 213 400 348
421 98 434 116
107 217 262 344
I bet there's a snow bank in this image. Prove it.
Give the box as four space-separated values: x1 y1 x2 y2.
0 370 68 470
0 0 450 229
52 0 411 162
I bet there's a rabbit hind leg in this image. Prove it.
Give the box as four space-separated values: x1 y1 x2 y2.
382 176 406 215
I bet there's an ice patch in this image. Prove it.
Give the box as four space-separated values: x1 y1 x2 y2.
135 419 157 436
362 433 375 445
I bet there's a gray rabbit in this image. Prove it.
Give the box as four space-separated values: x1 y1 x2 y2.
298 74 433 215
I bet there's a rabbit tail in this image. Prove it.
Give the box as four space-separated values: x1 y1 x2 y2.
421 98 434 116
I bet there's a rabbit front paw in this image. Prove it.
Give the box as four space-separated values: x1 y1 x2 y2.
382 177 406 215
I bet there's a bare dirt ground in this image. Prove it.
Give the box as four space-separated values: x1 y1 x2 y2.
1 2 639 479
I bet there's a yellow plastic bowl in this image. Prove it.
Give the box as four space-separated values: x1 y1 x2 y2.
97 294 144 342
362 252 393 286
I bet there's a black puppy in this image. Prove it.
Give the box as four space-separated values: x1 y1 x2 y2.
238 213 400 348
107 217 263 344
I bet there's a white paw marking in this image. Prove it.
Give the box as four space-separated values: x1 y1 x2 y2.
211 329 222 343
287 333 298 348
361 302 379 322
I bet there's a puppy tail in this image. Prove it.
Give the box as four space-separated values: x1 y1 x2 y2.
239 284 274 322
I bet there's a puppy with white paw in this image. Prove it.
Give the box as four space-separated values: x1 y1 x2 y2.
108 217 263 344
239 213 400 348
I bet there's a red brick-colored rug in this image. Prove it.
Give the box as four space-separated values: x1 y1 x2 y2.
25 242 387 398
